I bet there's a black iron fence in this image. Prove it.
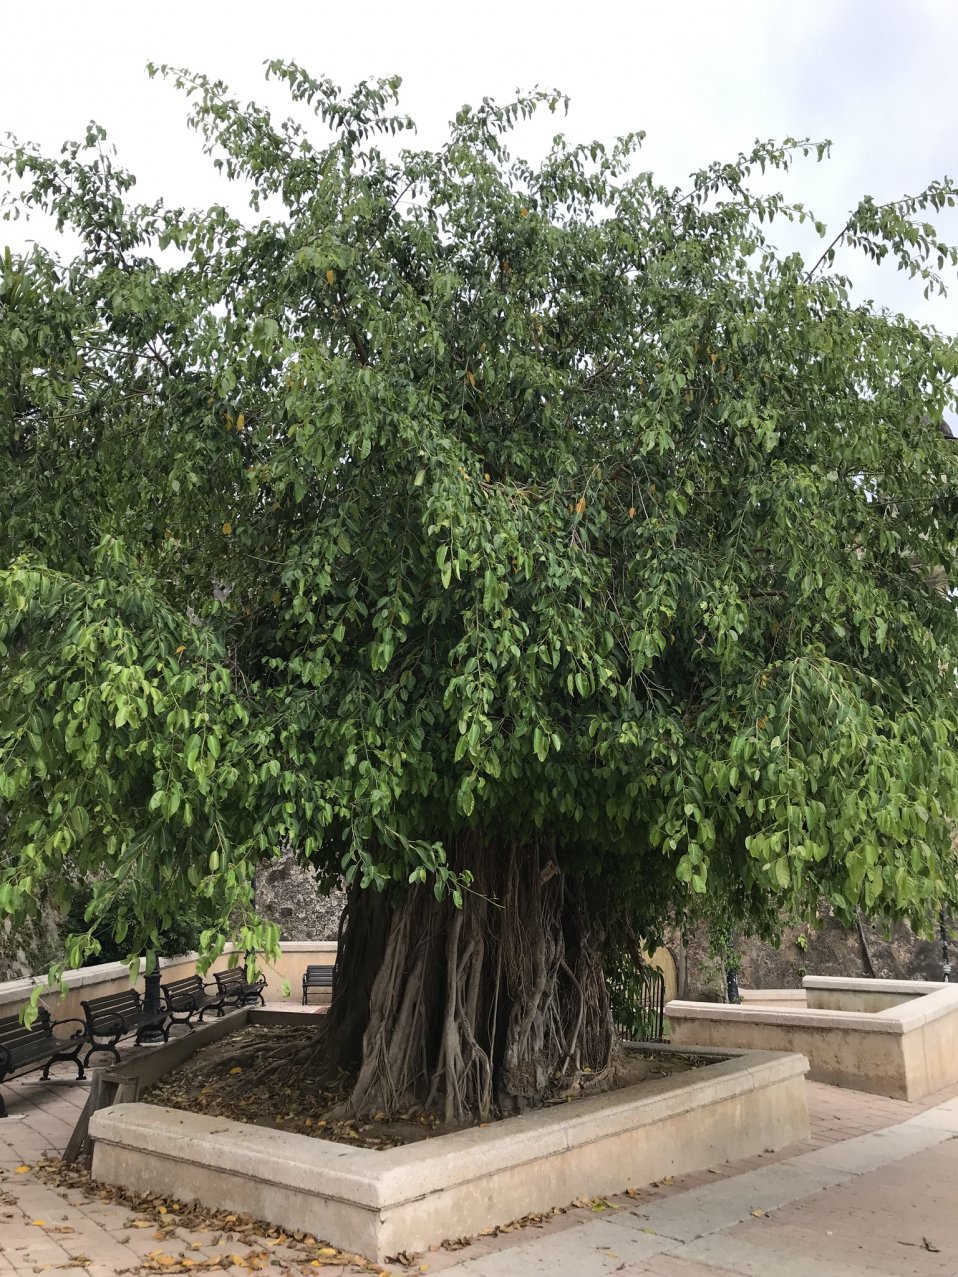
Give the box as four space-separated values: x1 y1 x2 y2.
606 956 666 1042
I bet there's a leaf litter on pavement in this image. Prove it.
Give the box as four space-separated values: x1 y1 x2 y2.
9 1158 388 1275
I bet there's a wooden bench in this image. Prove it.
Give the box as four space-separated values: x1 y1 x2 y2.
213 966 267 1008
302 965 334 1006
0 1007 86 1116
81 989 169 1065
160 975 228 1028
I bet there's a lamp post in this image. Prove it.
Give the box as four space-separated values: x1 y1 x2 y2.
138 950 167 1044
726 966 741 1004
940 909 952 983
724 928 742 1004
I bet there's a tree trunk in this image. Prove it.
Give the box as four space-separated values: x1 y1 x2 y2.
324 836 615 1124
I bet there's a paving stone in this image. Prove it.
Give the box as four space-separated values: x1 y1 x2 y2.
607 1159 848 1243
443 1218 678 1274
797 1122 950 1175
680 1232 888 1276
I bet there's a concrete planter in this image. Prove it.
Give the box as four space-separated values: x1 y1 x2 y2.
88 1027 809 1262
667 975 958 1100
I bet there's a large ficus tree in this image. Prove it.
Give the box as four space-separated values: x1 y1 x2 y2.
3 65 958 1119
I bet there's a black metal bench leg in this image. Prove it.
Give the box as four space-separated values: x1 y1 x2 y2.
41 1047 85 1081
84 1042 121 1067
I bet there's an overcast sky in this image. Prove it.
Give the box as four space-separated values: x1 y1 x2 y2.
3 0 958 333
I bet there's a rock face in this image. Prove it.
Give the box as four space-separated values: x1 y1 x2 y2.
254 850 345 942
676 907 953 1001
0 907 64 982
0 849 344 983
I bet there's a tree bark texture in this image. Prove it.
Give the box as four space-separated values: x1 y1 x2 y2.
325 836 615 1124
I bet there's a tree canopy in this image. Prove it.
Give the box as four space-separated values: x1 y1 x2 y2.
3 68 958 1105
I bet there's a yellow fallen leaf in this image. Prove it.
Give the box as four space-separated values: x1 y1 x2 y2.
229 1067 242 1075
133 1220 154 1229
222 522 233 536
318 1248 337 1257
31 1219 46 1227
326 269 335 285
14 1165 30 1173
751 1208 765 1217
575 496 587 514
175 645 186 655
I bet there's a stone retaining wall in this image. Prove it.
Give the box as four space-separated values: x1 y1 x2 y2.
0 941 337 1023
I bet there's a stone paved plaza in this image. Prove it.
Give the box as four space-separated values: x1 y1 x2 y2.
2 1019 957 1276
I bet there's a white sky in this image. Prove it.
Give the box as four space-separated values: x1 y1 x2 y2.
2 0 958 334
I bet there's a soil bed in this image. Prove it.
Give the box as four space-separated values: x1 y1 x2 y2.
145 1023 714 1151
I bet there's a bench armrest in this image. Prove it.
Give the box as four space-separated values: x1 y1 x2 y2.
165 993 197 1011
51 1017 87 1041
88 1011 125 1037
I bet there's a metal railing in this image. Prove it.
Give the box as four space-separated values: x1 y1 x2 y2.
607 957 666 1042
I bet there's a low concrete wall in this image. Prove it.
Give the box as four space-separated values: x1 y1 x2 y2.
667 976 958 1100
90 1042 809 1262
0 941 337 1024
803 974 940 1013
740 988 807 1009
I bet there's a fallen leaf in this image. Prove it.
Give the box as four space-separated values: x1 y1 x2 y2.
750 1208 765 1217
14 1165 31 1174
31 1218 47 1226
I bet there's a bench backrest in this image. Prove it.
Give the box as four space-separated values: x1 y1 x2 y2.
215 968 246 990
82 989 142 1032
303 966 334 986
162 975 204 997
161 975 205 1008
0 1007 54 1057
